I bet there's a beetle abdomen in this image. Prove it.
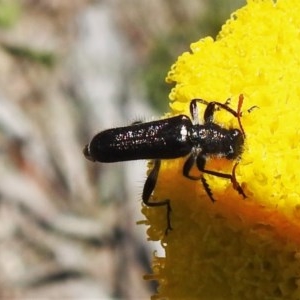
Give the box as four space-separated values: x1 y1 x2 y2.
86 115 193 162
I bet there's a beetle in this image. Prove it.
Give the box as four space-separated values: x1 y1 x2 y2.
83 95 248 234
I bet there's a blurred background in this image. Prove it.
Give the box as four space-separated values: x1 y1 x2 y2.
0 0 244 299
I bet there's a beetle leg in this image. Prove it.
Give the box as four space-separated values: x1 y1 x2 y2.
196 154 246 199
182 152 216 201
231 162 247 198
183 151 202 180
190 99 215 124
142 159 172 234
201 176 215 202
190 98 234 124
189 99 199 124
191 96 246 134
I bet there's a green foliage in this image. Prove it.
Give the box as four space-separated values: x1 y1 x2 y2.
143 0 245 113
0 0 20 28
2 44 57 68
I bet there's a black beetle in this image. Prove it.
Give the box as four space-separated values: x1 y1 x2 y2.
84 95 248 233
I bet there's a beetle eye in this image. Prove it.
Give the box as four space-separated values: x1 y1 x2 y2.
231 129 242 138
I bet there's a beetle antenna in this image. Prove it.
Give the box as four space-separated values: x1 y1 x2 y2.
236 94 246 138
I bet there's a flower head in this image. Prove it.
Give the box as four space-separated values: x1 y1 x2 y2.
142 0 300 299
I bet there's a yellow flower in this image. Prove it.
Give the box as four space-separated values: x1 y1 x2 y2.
141 0 300 299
